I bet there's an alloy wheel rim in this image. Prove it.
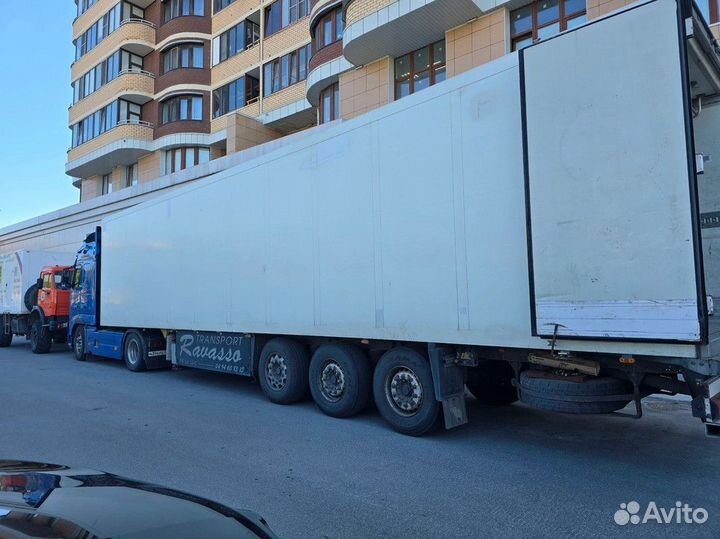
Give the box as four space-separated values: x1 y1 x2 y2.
319 361 345 402
266 354 288 391
386 366 423 416
127 340 140 365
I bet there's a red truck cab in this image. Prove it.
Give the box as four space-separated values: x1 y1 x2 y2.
28 266 73 353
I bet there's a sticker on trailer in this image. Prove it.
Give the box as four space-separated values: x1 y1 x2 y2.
175 331 252 376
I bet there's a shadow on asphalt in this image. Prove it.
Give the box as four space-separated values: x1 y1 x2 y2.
14 343 712 468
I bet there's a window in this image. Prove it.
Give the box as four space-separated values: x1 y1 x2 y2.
214 0 235 12
263 44 311 96
510 0 586 50
163 43 204 73
163 0 205 23
697 0 720 23
213 75 260 118
165 147 211 173
313 7 343 52
319 83 339 124
126 163 138 187
71 98 142 148
213 20 260 65
74 2 145 60
72 49 143 104
100 174 113 195
394 40 446 99
77 0 98 17
264 0 309 36
161 95 203 124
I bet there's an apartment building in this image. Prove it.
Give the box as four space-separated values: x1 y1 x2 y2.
67 0 720 201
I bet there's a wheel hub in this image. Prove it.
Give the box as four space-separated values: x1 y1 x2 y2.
387 367 423 416
127 340 139 365
266 354 288 391
320 361 345 401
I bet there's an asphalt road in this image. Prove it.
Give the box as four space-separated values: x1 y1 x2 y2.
1 340 719 539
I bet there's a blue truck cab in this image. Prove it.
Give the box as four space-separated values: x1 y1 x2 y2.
68 230 167 369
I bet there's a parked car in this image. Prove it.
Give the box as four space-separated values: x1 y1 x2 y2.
0 460 279 539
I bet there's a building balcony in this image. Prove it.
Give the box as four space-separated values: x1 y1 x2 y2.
66 121 155 178
72 19 156 81
306 41 352 105
73 0 154 39
212 0 262 34
69 70 155 124
342 0 483 66
310 0 342 26
211 43 261 87
262 82 316 133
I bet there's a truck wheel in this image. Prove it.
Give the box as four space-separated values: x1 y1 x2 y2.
518 370 633 414
373 348 440 436
72 325 86 361
23 284 39 312
123 331 148 372
53 333 67 344
30 317 51 354
309 343 371 418
258 338 309 404
466 361 518 406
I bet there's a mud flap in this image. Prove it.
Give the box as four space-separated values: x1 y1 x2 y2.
428 343 468 429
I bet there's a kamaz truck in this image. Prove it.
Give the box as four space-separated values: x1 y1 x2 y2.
67 0 720 436
0 252 74 353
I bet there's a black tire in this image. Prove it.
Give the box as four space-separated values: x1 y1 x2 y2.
30 317 52 354
373 348 441 436
123 331 148 372
24 284 39 312
466 361 518 406
53 333 67 344
519 370 632 414
0 320 12 348
309 343 371 418
258 338 309 404
72 325 86 361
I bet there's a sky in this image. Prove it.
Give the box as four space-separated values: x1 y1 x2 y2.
0 2 79 228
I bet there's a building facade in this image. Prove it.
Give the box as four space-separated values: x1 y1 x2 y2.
67 0 720 200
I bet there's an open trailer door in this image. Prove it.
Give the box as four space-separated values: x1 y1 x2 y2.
521 0 707 342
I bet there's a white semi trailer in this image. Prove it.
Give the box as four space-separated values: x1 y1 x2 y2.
68 0 720 435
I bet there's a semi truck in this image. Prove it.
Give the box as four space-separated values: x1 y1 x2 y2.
0 252 74 353
66 0 720 436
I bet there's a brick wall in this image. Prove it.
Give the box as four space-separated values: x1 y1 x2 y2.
211 44 261 86
67 123 154 162
309 39 342 72
446 10 506 78
213 0 261 34
340 57 391 120
346 0 394 27
263 81 308 113
70 73 155 124
73 0 120 38
263 18 311 60
72 22 156 81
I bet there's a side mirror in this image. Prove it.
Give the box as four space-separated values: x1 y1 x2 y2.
36 278 43 289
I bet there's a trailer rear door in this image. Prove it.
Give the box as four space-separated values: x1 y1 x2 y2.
521 0 705 342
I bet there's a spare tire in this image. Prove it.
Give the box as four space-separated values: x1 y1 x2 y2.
24 284 39 311
519 370 633 414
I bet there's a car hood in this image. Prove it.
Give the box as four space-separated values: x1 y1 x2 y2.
0 460 278 539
